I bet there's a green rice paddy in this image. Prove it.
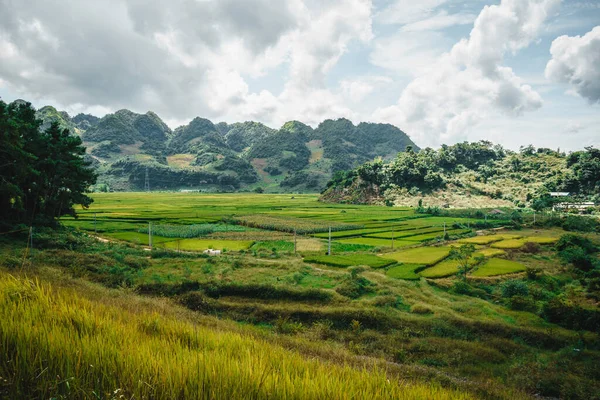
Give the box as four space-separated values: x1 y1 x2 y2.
303 254 396 268
471 258 527 277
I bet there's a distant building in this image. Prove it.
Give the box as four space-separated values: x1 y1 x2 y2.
553 202 595 212
489 209 505 215
549 192 570 197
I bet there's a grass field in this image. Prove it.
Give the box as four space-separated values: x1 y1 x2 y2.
0 273 469 400
471 258 527 277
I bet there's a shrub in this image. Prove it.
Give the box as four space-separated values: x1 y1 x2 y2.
508 295 537 312
336 276 375 299
559 247 595 272
555 234 597 254
520 242 541 254
500 280 529 298
372 295 404 309
562 215 598 232
274 317 304 334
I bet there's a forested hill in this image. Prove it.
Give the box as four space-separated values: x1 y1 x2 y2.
29 102 418 192
320 142 600 209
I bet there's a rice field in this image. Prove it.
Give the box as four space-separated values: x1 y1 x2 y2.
386 264 423 280
419 259 463 279
491 239 528 249
303 254 396 268
382 247 452 265
471 258 527 277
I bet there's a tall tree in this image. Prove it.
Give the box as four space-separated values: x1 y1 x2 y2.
0 100 96 227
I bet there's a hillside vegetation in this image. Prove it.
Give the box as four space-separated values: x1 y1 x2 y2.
27 101 418 192
321 141 600 210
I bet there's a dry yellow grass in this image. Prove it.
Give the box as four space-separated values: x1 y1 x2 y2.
0 272 472 400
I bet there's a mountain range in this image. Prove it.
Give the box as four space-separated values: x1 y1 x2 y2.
33 104 419 192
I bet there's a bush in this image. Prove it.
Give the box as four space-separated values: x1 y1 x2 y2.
501 280 529 298
520 242 541 254
508 295 537 312
555 234 597 254
562 215 598 232
542 296 600 331
336 276 375 299
559 247 595 272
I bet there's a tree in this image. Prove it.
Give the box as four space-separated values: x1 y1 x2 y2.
0 100 96 227
448 244 478 281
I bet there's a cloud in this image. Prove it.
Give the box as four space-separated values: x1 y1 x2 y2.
0 0 373 127
545 25 600 103
340 76 392 102
370 31 450 75
400 10 476 32
564 121 583 134
374 0 559 146
376 0 447 25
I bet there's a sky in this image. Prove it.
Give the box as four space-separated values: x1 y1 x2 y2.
0 0 598 150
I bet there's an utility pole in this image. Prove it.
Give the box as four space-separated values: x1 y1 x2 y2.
328 226 331 256
533 211 536 224
94 212 97 235
443 221 446 237
144 167 150 192
148 222 152 249
294 228 297 255
29 226 33 254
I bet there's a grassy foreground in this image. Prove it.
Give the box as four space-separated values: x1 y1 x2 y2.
0 272 470 400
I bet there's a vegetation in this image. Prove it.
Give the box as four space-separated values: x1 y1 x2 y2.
1 193 599 399
321 142 600 211
0 100 96 227
303 254 395 268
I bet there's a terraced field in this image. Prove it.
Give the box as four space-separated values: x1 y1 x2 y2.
64 193 560 281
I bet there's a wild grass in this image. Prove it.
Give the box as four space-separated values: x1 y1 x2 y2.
471 259 527 277
0 273 471 400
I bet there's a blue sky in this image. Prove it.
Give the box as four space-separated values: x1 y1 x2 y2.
0 0 598 150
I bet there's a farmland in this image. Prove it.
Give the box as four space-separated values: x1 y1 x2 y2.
2 192 600 399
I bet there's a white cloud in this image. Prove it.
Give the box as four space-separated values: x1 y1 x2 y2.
374 0 560 146
340 76 392 102
545 25 600 103
377 0 447 25
370 31 450 75
401 10 476 32
0 0 373 128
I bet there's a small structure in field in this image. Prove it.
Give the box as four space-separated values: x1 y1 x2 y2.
203 249 221 256
549 192 570 197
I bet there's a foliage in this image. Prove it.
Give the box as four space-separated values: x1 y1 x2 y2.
0 100 97 227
